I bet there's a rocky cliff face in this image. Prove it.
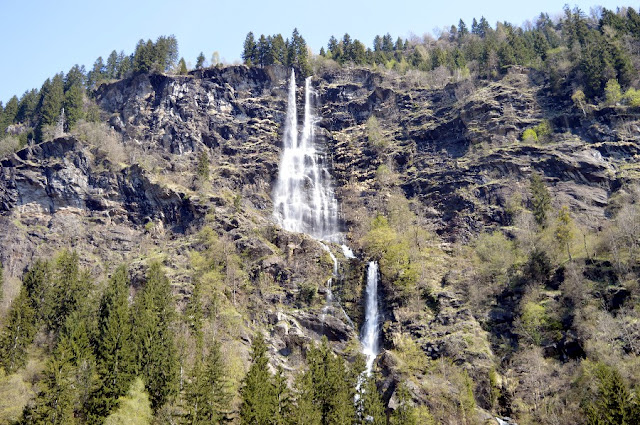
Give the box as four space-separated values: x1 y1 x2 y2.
1 64 639 421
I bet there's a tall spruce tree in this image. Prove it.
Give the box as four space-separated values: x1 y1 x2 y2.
239 333 276 425
358 375 386 425
184 341 231 424
132 262 179 412
195 52 206 69
242 32 258 65
530 173 551 228
89 266 135 422
0 287 36 373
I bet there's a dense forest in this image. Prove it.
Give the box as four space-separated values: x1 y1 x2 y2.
1 4 640 425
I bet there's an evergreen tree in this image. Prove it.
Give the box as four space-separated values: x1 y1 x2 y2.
239 333 276 425
184 341 231 424
16 88 40 125
584 363 640 425
106 50 119 79
390 383 417 425
358 375 385 425
132 262 179 412
305 338 356 425
196 150 210 181
0 287 36 373
88 57 106 88
291 370 322 425
1 95 19 133
269 34 287 65
89 266 135 422
64 83 84 131
116 51 131 78
133 39 154 74
257 34 270 67
273 366 292 425
195 52 206 69
242 32 258 65
458 19 469 37
38 73 65 138
153 35 179 72
45 250 88 333
530 173 551 228
177 57 188 75
27 344 75 424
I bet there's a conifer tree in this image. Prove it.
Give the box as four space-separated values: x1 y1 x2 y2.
195 52 206 69
88 57 106 88
177 57 188 75
27 343 76 424
185 341 231 424
45 250 88 333
584 363 640 425
106 50 119 79
358 375 385 425
89 266 135 422
64 83 84 131
132 262 179 412
242 32 258 65
530 173 551 228
273 366 292 425
239 333 276 425
390 383 417 425
0 287 36 373
291 370 322 425
38 73 65 139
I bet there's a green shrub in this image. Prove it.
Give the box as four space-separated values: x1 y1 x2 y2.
522 128 538 142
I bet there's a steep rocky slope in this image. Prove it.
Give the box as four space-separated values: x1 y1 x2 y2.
1 64 639 423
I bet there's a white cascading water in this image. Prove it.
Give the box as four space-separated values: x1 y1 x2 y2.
272 70 380 374
361 261 380 374
272 70 339 242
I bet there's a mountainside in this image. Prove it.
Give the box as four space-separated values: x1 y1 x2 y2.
1 63 640 424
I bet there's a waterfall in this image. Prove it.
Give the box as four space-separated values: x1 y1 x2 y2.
361 261 380 375
272 70 379 374
272 70 339 242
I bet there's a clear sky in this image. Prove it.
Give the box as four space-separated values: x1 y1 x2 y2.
0 0 633 104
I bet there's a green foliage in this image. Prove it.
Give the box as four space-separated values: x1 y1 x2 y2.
45 250 89 333
0 288 36 374
303 338 356 425
358 375 385 425
554 205 574 259
132 36 180 74
390 383 417 425
363 215 418 301
572 89 588 114
196 150 210 180
583 362 640 425
623 87 640 107
521 128 538 142
195 52 206 69
475 231 517 286
605 78 622 105
529 173 551 228
177 57 188 75
184 341 231 424
90 266 135 422
519 301 547 345
239 333 276 425
132 262 179 412
38 73 65 140
103 378 152 425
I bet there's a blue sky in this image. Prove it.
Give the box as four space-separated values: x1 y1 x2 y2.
0 0 633 104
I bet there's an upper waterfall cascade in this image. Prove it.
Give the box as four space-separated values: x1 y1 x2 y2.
272 70 340 242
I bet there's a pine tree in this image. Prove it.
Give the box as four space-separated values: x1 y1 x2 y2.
88 57 106 88
242 32 258 65
390 383 417 425
358 375 385 425
106 50 119 79
45 250 88 333
133 39 154 74
584 363 640 425
195 52 206 69
239 333 276 425
177 57 188 75
273 366 292 425
89 266 135 422
132 262 179 412
458 19 469 37
38 73 65 139
64 83 84 131
291 370 322 425
184 341 231 424
154 35 179 72
196 150 210 181
530 173 551 228
0 287 36 373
